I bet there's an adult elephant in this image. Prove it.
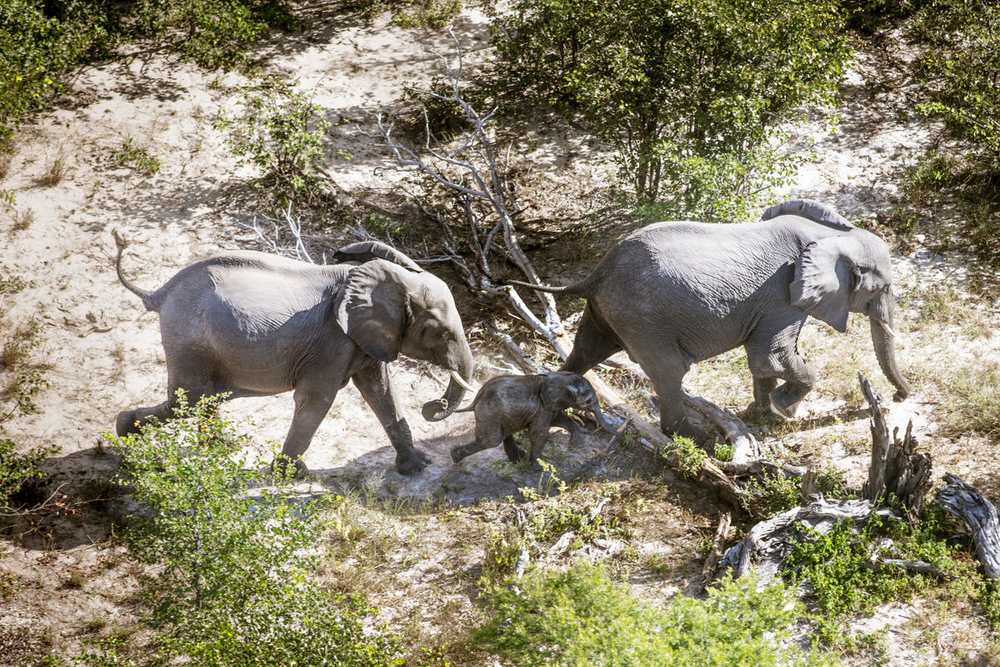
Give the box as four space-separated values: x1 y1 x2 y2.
517 199 909 443
113 234 474 474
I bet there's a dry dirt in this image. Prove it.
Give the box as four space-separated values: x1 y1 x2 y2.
1 6 999 666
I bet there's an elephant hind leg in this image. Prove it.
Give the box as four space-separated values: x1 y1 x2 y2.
561 307 623 374
115 371 228 436
502 435 527 463
451 420 506 463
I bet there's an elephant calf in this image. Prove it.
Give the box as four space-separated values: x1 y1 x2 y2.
450 371 615 466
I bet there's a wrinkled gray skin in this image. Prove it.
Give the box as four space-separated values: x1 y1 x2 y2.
515 199 910 444
450 371 615 466
113 236 474 475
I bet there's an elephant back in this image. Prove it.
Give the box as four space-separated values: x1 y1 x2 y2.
334 241 423 273
762 199 852 230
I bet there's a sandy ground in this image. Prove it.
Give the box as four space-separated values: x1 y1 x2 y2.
1 5 999 665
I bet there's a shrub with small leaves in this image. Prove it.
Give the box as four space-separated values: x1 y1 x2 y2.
214 75 332 209
108 390 404 667
478 563 837 666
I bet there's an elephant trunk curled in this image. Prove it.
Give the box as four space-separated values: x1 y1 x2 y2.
422 342 475 421
869 289 910 400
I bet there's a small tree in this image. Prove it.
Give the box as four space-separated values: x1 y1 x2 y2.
487 0 851 219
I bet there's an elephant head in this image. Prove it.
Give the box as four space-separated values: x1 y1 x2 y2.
540 371 616 433
333 258 474 420
789 232 910 400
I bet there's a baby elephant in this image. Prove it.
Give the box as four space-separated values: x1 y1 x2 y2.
450 371 615 466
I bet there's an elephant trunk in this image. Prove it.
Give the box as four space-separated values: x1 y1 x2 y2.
422 342 474 422
869 290 910 401
592 402 617 435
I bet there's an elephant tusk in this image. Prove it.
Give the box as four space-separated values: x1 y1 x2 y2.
450 370 475 393
877 320 897 338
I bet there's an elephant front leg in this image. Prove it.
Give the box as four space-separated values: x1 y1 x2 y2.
353 362 430 475
277 387 338 476
748 348 817 419
526 416 555 468
551 413 584 446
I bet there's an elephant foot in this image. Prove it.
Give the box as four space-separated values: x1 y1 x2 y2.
892 391 907 403
115 410 139 437
272 456 309 480
743 402 785 426
396 446 432 475
769 387 802 419
450 445 468 464
504 444 528 463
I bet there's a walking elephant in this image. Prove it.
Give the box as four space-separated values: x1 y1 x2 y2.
515 199 909 444
112 234 474 474
450 371 616 466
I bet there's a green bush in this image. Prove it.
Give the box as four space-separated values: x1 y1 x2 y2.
346 0 462 29
108 390 403 667
130 0 300 71
785 512 968 642
486 0 850 219
0 0 113 142
0 1 301 145
478 563 836 666
0 267 51 513
213 75 332 209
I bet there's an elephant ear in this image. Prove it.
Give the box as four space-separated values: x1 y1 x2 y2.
540 372 578 410
790 238 859 333
334 261 409 362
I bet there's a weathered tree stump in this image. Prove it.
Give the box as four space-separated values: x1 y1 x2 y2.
860 373 932 517
935 474 1000 579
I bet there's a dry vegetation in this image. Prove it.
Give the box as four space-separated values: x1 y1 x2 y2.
2 2 1000 666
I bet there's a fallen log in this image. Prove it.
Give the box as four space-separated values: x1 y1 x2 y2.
935 474 1000 579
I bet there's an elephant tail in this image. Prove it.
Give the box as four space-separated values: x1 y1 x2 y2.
506 277 594 296
113 230 160 312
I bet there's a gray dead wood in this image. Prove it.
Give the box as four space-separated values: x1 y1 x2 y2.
717 498 893 584
859 373 932 517
935 474 1000 579
701 510 733 585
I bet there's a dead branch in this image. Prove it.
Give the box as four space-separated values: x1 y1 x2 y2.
935 474 1000 579
379 32 794 513
701 510 733 585
239 203 320 264
860 372 932 517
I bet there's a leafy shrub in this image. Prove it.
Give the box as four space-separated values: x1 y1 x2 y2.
913 1 1000 171
0 268 52 513
214 75 332 209
482 478 642 583
346 0 462 29
741 471 801 517
486 0 850 219
0 0 113 143
785 512 968 642
663 435 707 479
129 0 300 71
108 390 404 667
478 563 836 666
